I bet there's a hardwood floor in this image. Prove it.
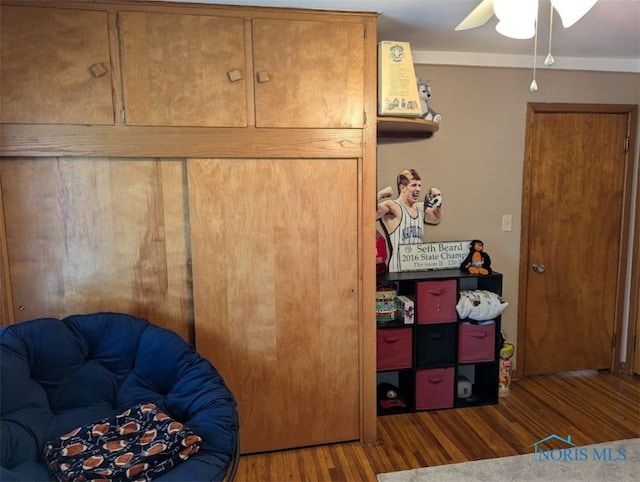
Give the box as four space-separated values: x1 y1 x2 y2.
232 371 639 481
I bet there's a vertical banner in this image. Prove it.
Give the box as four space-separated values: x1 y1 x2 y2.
377 41 421 117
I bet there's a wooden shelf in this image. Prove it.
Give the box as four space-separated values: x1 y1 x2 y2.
377 117 439 139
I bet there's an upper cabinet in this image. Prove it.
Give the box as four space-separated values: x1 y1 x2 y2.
252 18 364 128
1 3 366 129
119 11 248 127
0 5 115 125
120 13 365 128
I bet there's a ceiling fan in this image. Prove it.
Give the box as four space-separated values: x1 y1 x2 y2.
455 0 496 31
455 0 599 37
455 0 599 92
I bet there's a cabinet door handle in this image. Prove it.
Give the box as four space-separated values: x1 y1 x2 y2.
383 337 400 343
227 69 243 82
428 376 444 384
256 71 270 83
88 63 108 78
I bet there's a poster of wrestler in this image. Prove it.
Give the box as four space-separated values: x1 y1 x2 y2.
376 169 442 273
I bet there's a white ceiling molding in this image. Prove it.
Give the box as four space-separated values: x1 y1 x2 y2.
413 50 640 73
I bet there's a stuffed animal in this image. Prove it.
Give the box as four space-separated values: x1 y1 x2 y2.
456 289 508 321
460 239 492 275
416 78 441 124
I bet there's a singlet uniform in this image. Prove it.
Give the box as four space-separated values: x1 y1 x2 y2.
387 200 424 272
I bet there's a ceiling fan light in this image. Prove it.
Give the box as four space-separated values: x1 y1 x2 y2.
496 19 535 39
551 0 598 28
494 0 538 39
494 0 538 21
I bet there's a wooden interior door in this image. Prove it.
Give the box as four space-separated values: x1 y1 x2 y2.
0 158 192 339
188 158 360 453
518 105 635 376
252 18 364 128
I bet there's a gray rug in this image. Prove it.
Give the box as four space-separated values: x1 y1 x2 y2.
377 438 639 481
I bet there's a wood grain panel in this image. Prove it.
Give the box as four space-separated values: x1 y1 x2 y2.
188 158 360 453
0 158 192 339
120 11 247 127
0 5 114 125
360 13 379 446
253 18 364 128
0 125 363 159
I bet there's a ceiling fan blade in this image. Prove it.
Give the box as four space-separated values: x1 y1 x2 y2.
455 0 495 31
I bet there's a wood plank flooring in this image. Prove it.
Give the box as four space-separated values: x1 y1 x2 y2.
232 371 640 481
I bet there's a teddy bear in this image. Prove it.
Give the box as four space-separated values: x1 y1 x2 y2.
416 78 442 124
460 239 492 275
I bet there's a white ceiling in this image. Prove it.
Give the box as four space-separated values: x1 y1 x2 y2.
159 0 640 73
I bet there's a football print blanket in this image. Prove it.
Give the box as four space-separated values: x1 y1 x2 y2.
44 402 202 482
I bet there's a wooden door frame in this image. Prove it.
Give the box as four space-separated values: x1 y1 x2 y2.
624 141 640 374
0 177 15 327
516 103 638 377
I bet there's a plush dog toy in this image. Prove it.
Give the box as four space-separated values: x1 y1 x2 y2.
416 78 441 124
460 239 492 275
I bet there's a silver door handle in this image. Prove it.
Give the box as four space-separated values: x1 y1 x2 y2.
532 263 545 273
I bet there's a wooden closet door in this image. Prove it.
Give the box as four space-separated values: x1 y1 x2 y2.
188 158 359 453
0 158 192 339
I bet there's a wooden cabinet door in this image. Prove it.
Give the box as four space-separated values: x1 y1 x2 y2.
252 18 364 128
0 158 192 340
188 158 360 453
119 11 247 127
0 6 114 125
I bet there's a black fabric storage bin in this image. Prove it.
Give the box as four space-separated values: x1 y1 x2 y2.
416 323 457 367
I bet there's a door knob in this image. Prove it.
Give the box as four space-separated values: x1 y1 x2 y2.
532 263 545 273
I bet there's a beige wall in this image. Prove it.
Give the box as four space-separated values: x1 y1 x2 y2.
377 65 640 366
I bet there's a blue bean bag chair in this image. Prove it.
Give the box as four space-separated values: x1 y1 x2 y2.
0 312 239 481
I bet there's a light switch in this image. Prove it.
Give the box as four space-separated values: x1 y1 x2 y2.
502 214 512 232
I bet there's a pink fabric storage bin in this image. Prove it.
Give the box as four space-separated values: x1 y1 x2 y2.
416 280 457 324
377 328 412 370
458 321 496 363
415 367 454 410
